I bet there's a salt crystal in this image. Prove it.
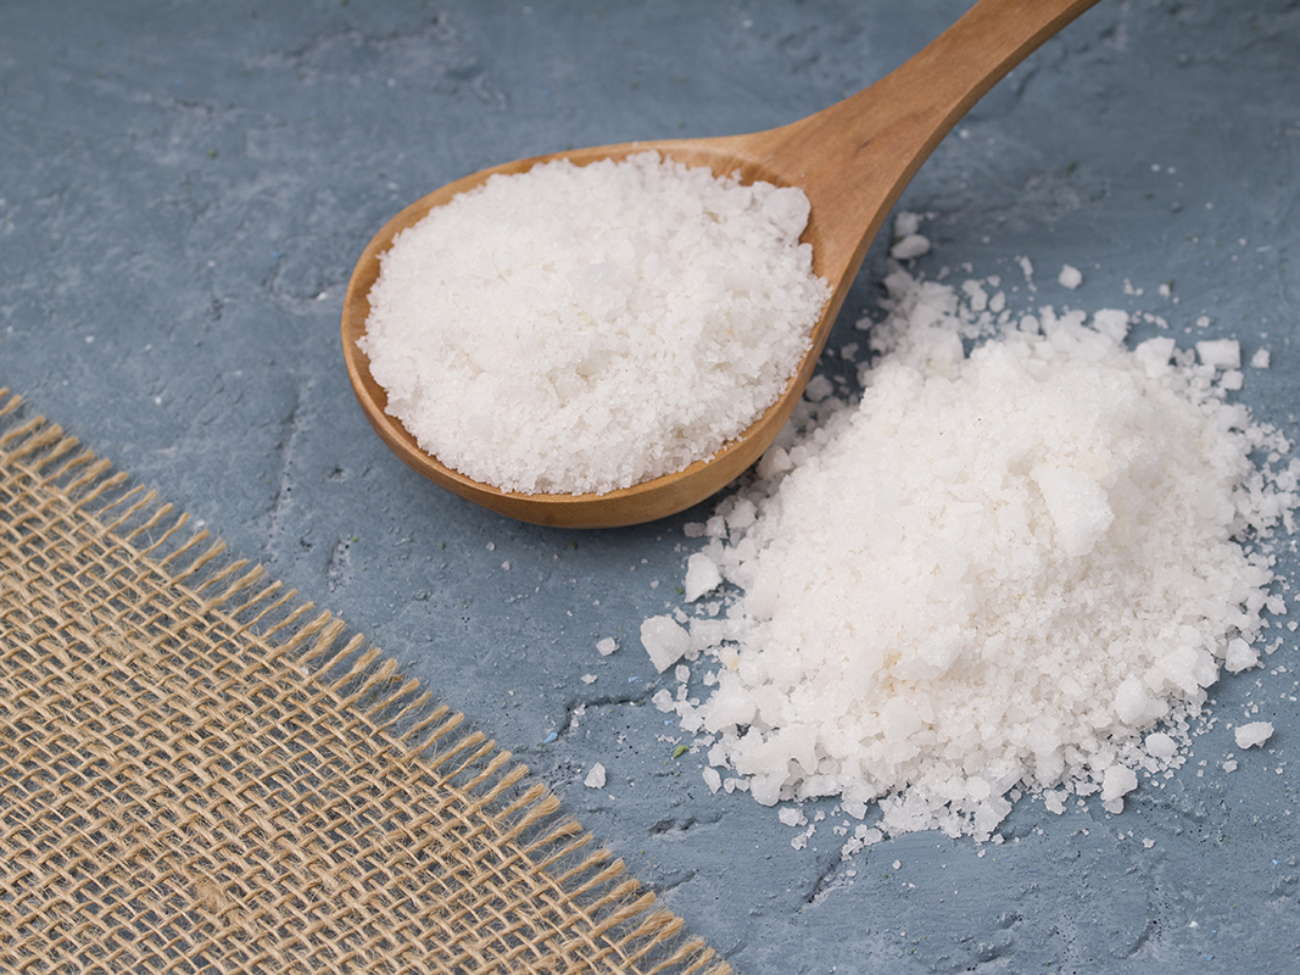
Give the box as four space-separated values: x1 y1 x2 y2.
1225 638 1260 673
1196 339 1241 370
893 211 923 237
778 806 806 828
584 763 607 789
640 616 691 672
596 637 619 656
891 234 931 260
1091 308 1130 345
1234 721 1274 749
804 374 835 402
1058 264 1083 289
1144 732 1178 761
890 213 930 260
1101 765 1139 802
683 552 724 602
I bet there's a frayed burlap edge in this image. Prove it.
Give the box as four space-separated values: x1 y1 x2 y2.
0 388 731 975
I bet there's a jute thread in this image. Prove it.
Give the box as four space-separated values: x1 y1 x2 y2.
0 389 731 975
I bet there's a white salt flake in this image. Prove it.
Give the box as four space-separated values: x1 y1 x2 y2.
683 552 724 602
1225 638 1260 673
1196 339 1241 370
804 374 835 402
893 211 923 237
596 637 619 657
778 806 807 828
1102 766 1139 802
584 763 607 789
1234 722 1274 749
1144 732 1178 761
1058 264 1083 289
1091 309 1130 345
640 616 691 672
891 234 931 260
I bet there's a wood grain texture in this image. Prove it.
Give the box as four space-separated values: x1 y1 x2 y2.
342 0 1100 528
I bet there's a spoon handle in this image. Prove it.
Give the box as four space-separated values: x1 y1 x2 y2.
753 0 1102 283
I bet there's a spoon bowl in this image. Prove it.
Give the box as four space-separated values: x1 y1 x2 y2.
342 0 1099 528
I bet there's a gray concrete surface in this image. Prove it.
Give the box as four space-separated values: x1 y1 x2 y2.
2 1 1299 972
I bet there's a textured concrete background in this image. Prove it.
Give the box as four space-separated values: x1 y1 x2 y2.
2 1 1299 972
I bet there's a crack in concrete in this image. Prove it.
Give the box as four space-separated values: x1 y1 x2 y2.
263 373 311 565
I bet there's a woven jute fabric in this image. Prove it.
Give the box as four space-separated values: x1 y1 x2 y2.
0 389 729 975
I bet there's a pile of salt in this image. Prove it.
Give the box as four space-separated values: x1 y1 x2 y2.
644 233 1298 840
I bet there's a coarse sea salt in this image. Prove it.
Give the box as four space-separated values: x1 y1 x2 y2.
361 151 830 495
645 230 1299 841
1234 722 1274 749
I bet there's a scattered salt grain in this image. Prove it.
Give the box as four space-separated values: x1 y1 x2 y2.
893 211 924 237
1234 722 1274 749
596 637 619 656
1058 264 1083 289
778 806 806 828
1251 348 1271 369
889 213 931 260
1196 339 1241 370
361 151 829 495
584 763 607 789
891 235 931 260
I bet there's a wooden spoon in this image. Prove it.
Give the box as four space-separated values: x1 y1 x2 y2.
342 0 1100 528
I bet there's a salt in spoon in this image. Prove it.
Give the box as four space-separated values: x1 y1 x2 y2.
342 0 1100 528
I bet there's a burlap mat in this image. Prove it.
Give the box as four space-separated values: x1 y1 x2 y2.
0 389 729 975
